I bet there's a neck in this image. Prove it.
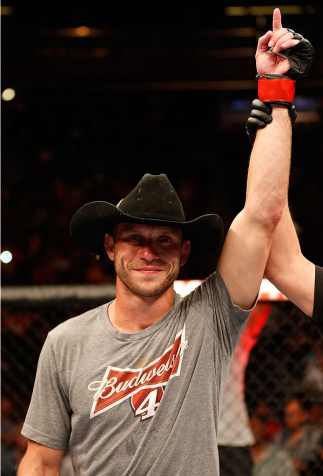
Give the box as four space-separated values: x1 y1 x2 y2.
108 278 176 333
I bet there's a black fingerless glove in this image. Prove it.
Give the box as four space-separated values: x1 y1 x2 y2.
246 100 272 146
276 29 315 79
246 99 297 146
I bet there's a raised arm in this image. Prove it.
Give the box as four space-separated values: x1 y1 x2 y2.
246 102 315 316
17 440 64 476
265 204 315 316
219 9 294 310
246 8 317 317
219 106 291 310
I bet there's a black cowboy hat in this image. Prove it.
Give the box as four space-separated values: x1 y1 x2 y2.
70 173 223 255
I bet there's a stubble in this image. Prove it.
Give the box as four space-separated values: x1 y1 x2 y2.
114 258 180 298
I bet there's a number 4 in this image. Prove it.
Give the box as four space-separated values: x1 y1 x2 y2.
134 388 163 421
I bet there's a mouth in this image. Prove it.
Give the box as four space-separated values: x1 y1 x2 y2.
134 267 163 275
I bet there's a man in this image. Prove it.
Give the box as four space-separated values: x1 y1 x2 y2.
18 9 299 476
246 9 323 338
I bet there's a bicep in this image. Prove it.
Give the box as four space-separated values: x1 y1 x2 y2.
18 440 64 475
219 210 273 310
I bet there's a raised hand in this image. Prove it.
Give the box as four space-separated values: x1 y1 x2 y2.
256 8 300 76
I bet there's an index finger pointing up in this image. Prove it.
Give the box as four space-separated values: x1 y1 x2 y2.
273 8 282 32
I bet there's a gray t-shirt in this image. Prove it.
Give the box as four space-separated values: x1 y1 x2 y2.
22 269 255 476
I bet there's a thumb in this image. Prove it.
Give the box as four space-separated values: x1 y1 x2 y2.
256 31 273 58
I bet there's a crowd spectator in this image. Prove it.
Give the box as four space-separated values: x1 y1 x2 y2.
275 396 323 474
249 415 298 476
252 402 282 443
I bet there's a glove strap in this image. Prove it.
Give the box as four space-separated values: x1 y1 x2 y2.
258 74 296 103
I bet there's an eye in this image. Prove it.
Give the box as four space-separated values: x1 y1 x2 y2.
159 237 171 243
128 235 141 242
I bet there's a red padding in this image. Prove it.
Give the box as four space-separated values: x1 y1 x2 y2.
258 77 296 102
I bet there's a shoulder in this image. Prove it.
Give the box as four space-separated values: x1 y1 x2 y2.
181 266 256 318
178 268 224 311
48 303 107 342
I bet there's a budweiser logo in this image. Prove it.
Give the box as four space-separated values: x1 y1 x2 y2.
88 326 187 420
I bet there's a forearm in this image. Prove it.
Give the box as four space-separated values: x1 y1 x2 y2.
265 202 301 278
219 108 292 310
246 107 291 227
17 459 60 476
17 441 63 476
265 203 315 316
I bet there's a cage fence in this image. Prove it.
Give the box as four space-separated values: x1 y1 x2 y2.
1 282 323 475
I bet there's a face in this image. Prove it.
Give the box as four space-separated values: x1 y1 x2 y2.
250 417 265 442
104 223 191 298
284 399 308 430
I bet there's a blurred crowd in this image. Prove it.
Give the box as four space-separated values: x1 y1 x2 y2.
250 395 323 476
2 89 323 285
245 304 323 475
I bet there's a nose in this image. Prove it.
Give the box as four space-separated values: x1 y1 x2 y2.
138 244 160 262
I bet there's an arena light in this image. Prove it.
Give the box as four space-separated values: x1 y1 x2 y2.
174 279 288 301
225 5 314 16
0 251 13 264
1 6 14 15
75 26 90 37
2 88 16 101
55 27 107 37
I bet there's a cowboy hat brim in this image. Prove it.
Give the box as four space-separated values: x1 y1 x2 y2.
70 201 224 256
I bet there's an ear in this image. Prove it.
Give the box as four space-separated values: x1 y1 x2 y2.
104 233 115 261
180 240 191 267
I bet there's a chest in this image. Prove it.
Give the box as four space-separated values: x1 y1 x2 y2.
62 313 224 426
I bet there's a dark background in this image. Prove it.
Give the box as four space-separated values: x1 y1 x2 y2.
2 2 323 285
2 6 323 476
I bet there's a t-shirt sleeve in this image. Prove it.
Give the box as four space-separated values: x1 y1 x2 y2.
312 265 323 338
185 266 257 357
21 334 71 449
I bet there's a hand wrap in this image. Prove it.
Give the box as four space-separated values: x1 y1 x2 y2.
256 74 297 126
258 74 295 103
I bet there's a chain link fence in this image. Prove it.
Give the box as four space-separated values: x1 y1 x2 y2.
1 285 323 475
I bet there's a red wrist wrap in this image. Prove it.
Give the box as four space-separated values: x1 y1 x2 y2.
258 77 296 103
